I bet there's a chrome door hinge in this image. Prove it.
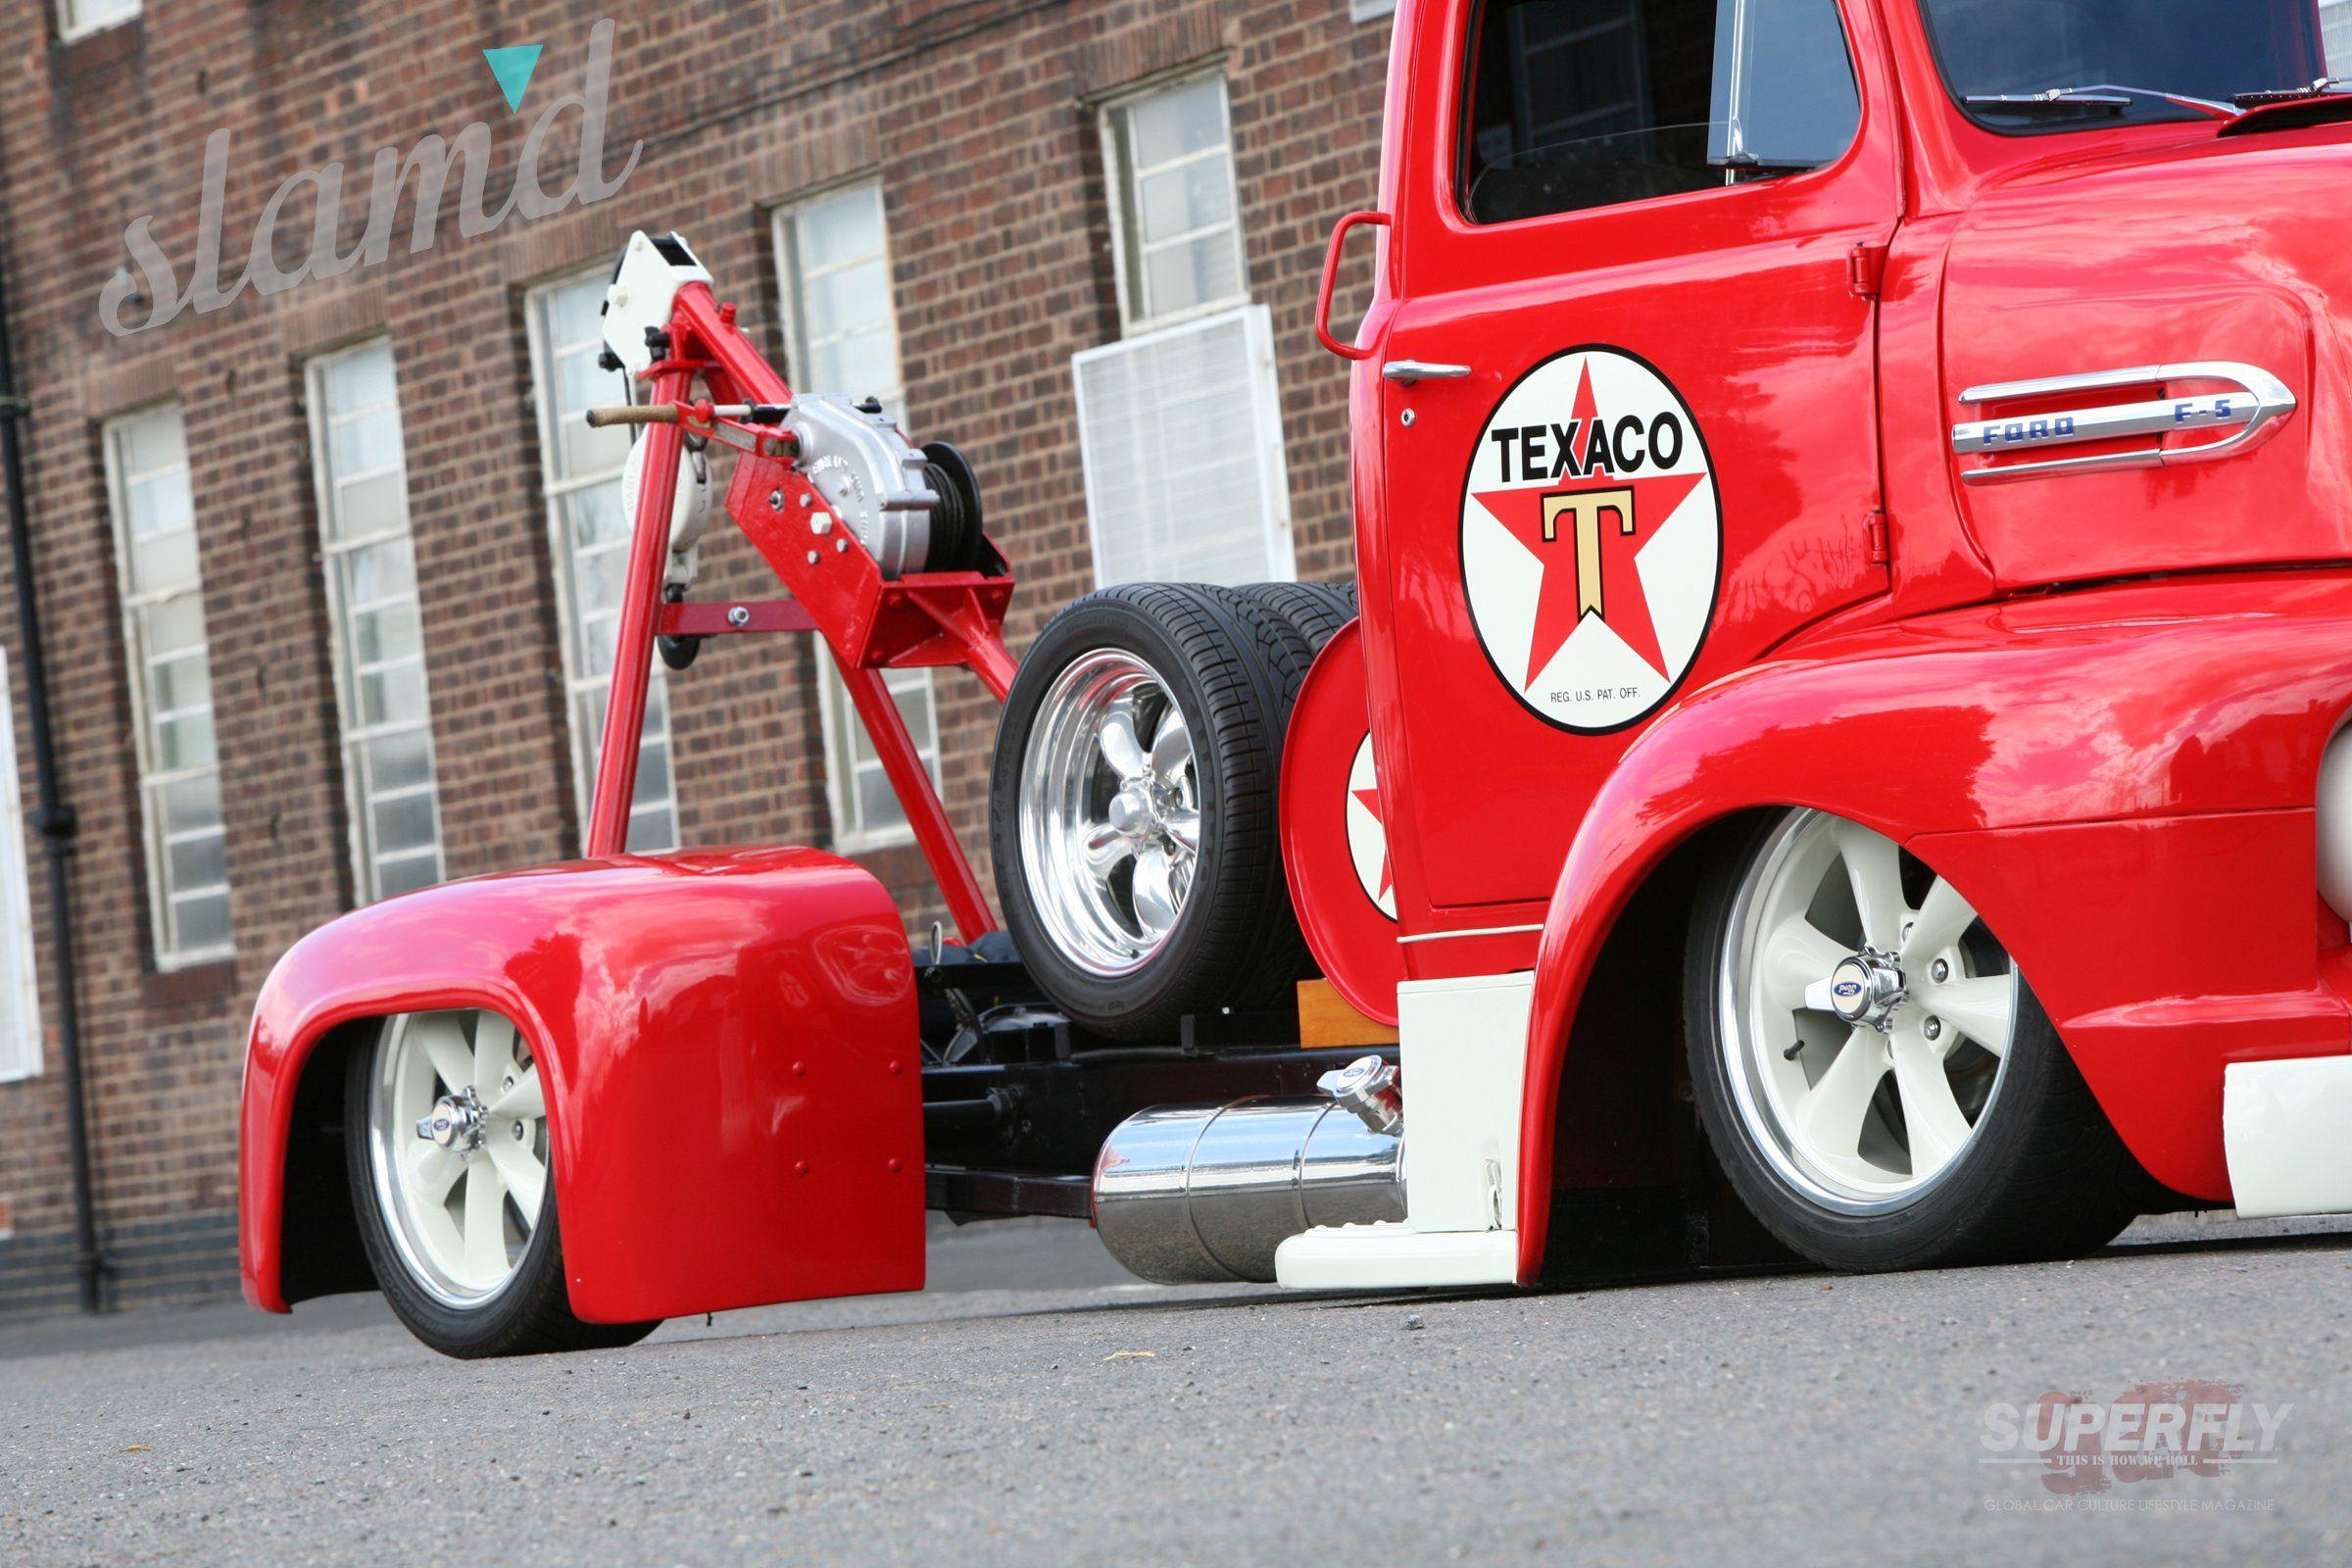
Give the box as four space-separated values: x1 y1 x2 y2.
1848 242 1890 299
1864 509 1889 565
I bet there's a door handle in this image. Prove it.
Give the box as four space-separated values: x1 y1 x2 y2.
1382 361 1473 384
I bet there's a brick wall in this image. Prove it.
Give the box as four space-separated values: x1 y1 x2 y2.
0 0 1389 1313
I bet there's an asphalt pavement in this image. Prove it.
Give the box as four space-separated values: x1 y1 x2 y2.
4 1210 2350 1565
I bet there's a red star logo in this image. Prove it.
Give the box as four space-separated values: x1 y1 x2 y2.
1350 783 1392 900
1472 368 1705 688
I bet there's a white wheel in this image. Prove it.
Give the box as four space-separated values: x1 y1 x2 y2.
1688 808 2145 1271
1719 810 2014 1211
345 1009 660 1357
362 1009 549 1304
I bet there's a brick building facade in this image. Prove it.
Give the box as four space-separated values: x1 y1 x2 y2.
0 0 1393 1315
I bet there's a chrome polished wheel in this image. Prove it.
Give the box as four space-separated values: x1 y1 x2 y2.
1017 649 1201 977
1719 811 2018 1214
364 1009 549 1308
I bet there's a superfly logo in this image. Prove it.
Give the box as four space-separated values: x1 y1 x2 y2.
1461 348 1721 731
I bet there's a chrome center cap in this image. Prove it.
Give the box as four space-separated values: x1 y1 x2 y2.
1107 785 1157 840
417 1092 485 1153
1830 951 1907 1032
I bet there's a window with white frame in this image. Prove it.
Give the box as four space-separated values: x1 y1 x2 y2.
0 648 41 1083
103 406 232 968
2328 0 2352 74
1078 73 1296 589
1104 74 1250 335
526 273 678 854
307 339 444 902
773 180 942 849
1349 0 1397 26
59 0 139 42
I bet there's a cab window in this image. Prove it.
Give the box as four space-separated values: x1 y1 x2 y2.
1461 0 1861 225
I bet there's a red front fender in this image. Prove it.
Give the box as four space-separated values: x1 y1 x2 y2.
239 847 925 1321
1516 572 2352 1282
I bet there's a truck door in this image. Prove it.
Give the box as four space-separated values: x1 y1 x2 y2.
1367 0 1901 916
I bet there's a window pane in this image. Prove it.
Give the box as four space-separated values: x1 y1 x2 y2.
127 528 197 596
366 729 434 793
333 471 406 539
118 409 186 479
141 594 205 658
65 0 142 34
2329 0 2352 73
371 792 438 858
161 773 224 838
342 538 416 606
809 328 899 401
564 481 630 549
155 710 217 771
856 765 900 830
547 278 606 353
1137 159 1233 245
126 473 195 542
333 407 403 476
376 853 441 899
1126 77 1225 168
171 888 232 955
351 602 420 668
359 664 428 728
326 341 397 411
168 832 226 892
796 185 884 270
1144 237 1240 324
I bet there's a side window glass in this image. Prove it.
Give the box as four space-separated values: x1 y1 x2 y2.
1462 0 1860 225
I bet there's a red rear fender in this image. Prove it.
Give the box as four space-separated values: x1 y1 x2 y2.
239 847 925 1321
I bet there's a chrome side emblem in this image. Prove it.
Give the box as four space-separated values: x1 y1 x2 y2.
1949 362 2297 485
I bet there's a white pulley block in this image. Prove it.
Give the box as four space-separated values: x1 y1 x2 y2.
619 436 713 591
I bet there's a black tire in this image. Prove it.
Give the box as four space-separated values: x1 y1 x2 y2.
344 1023 661 1359
1233 581 1357 655
992 584 1305 1039
1683 814 2144 1272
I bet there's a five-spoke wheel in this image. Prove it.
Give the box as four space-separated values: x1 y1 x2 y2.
1020 650 1202 975
992 584 1310 1039
1687 809 2145 1271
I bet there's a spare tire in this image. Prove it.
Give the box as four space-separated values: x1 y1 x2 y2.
1234 581 1357 655
991 584 1307 1040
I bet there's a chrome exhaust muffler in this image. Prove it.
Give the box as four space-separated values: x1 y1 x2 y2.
1091 1056 1404 1284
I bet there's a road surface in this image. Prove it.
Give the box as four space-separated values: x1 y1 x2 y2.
4 1212 2348 1565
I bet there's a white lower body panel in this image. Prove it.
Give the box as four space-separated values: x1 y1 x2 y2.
2224 1055 2352 1218
1274 970 1533 1290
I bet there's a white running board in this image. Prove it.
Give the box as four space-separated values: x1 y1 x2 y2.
1271 970 1534 1291
1275 1224 1519 1289
2224 1055 2352 1218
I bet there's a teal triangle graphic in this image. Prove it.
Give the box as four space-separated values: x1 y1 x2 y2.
481 44 544 114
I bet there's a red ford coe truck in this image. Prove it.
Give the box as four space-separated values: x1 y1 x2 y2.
240 0 2352 1359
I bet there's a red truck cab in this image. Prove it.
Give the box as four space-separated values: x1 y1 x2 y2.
1293 0 2352 1285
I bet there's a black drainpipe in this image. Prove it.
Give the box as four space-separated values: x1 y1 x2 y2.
0 156 105 1312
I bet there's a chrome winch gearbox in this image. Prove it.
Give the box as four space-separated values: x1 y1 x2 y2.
1091 1055 1405 1284
783 395 943 579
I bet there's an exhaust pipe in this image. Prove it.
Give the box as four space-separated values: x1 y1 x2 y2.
1091 1056 1404 1284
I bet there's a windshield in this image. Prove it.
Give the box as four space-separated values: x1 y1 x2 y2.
1920 0 2331 132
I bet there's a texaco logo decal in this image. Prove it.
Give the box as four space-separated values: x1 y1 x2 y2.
1460 347 1721 732
1345 734 1396 920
